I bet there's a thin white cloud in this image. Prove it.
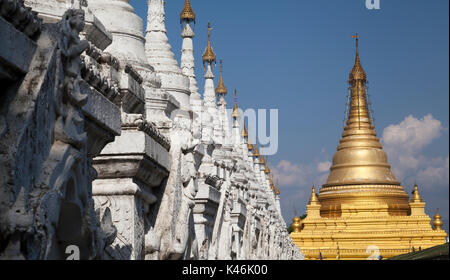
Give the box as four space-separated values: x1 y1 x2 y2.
417 156 449 187
272 159 331 187
317 161 332 173
272 160 313 186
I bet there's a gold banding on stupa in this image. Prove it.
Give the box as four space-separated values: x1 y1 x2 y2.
180 0 195 24
290 35 447 260
202 22 216 69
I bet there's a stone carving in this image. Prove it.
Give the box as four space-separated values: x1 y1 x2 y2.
171 142 200 259
55 8 89 147
147 0 165 33
0 189 32 260
0 3 120 259
1 0 303 260
217 190 234 260
144 110 203 260
125 64 143 84
0 0 41 39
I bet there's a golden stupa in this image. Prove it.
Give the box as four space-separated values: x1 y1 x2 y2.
290 35 447 260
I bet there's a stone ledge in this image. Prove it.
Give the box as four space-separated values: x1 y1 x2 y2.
93 153 169 188
81 80 121 136
23 1 112 50
93 178 157 205
1 0 41 40
0 16 36 79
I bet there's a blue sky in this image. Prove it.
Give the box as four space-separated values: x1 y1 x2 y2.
130 0 449 231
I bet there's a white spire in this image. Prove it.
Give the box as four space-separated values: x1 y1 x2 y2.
231 91 242 147
181 22 200 99
218 96 231 145
204 64 216 108
146 0 177 71
145 0 190 108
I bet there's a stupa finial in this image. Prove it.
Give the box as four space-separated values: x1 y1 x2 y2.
202 22 216 69
180 0 195 24
216 60 227 95
349 33 367 83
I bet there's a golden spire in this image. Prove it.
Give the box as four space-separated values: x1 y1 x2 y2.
253 143 260 157
264 161 271 174
292 217 302 233
308 185 320 206
275 179 280 195
216 60 228 95
320 35 409 217
247 137 254 151
232 89 241 119
410 182 423 203
202 22 216 69
433 209 443 230
346 33 371 129
260 148 266 164
180 0 196 24
241 123 249 138
269 176 274 190
349 33 367 83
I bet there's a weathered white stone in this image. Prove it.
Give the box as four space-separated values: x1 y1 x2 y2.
0 17 37 79
0 4 120 259
145 0 190 110
0 0 303 260
24 0 112 50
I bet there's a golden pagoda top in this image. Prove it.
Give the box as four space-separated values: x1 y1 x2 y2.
241 123 249 138
216 60 228 95
247 137 254 151
323 35 400 188
232 90 241 119
180 0 196 24
319 35 408 217
264 161 271 174
410 182 423 203
260 151 266 164
253 144 260 157
202 22 216 68
349 33 367 83
269 176 274 190
308 185 319 206
275 187 280 195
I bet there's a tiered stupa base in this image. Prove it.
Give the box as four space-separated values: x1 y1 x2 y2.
291 206 447 260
